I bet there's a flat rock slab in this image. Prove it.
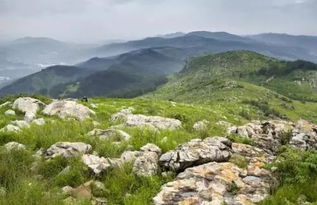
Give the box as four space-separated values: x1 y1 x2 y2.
159 137 232 172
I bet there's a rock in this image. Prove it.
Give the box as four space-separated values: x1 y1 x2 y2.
45 142 92 159
159 137 232 172
12 97 45 122
289 119 317 150
88 128 131 142
120 150 142 163
111 108 181 130
228 120 293 153
62 186 73 195
92 121 100 127
133 151 160 176
82 154 120 174
32 118 45 126
193 120 209 131
132 144 162 177
12 120 30 128
4 109 15 116
153 162 273 205
0 187 6 197
43 100 95 121
140 143 162 155
4 142 26 151
0 124 20 132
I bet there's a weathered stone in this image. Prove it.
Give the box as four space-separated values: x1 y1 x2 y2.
193 120 209 131
43 100 95 121
12 97 45 122
289 119 317 150
228 120 293 153
120 150 142 163
88 128 131 142
132 144 162 177
153 162 273 205
111 108 181 130
45 142 92 159
216 120 233 127
4 142 26 151
4 109 15 116
82 154 120 174
159 137 232 172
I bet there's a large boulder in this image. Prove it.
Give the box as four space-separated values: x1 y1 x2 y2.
153 162 273 205
43 100 95 121
12 97 45 122
159 137 232 172
111 108 181 130
45 142 92 159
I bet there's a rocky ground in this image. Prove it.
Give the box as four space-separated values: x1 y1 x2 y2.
1 96 317 204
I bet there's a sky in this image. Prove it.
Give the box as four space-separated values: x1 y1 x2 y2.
0 0 316 43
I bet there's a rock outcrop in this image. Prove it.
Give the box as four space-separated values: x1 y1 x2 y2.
45 142 92 159
111 108 181 130
12 97 45 122
43 100 95 121
289 119 317 150
159 137 232 172
82 154 120 174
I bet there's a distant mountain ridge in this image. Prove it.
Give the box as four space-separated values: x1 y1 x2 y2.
1 31 317 98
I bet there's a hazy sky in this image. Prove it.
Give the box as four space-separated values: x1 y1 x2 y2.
0 0 316 43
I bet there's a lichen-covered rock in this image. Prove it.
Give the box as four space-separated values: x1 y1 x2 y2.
159 137 232 172
45 142 92 159
153 162 273 205
4 142 26 151
111 108 181 130
43 100 95 121
88 128 131 142
12 97 45 122
0 120 30 132
193 120 209 131
11 120 30 128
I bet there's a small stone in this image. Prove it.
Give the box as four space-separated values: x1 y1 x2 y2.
4 142 26 151
32 118 45 126
4 109 15 116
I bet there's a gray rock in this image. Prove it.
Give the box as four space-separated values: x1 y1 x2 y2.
159 137 232 172
82 154 120 174
43 100 95 121
0 124 20 132
12 97 45 122
4 109 15 116
45 142 92 159
153 162 273 205
192 120 209 131
4 142 26 151
88 128 131 142
11 120 30 128
111 108 181 130
32 118 45 126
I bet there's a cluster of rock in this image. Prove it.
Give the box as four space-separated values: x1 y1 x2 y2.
111 108 182 130
0 97 95 133
82 143 162 177
227 119 317 152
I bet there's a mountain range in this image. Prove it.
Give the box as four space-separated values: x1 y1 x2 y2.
1 31 317 98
